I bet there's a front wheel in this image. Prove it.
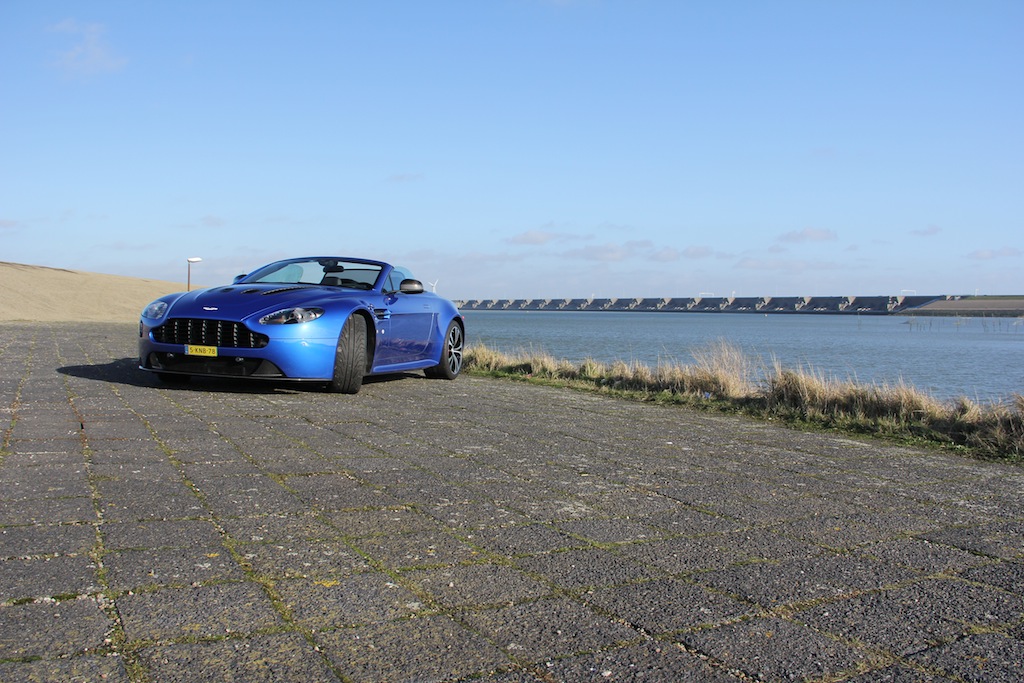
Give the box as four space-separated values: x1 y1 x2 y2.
327 314 367 394
425 319 463 380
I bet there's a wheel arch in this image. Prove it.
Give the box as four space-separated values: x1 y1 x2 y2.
353 309 376 373
438 313 464 356
424 314 465 380
451 314 465 341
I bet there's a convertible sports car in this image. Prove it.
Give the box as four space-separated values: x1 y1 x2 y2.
139 256 464 393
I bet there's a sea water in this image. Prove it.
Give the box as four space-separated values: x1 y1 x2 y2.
463 310 1024 404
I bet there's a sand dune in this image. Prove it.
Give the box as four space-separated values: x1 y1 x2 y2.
0 261 189 323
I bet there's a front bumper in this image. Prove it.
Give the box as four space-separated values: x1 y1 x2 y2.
139 327 339 381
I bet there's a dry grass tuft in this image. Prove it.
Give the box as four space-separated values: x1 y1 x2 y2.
464 341 1023 461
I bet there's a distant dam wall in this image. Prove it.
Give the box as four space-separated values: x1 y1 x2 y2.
455 295 957 315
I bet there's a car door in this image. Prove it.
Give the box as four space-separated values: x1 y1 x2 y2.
375 269 436 367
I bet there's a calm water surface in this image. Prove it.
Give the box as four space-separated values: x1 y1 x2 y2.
463 310 1024 404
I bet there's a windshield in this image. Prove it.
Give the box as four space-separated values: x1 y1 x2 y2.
242 258 384 290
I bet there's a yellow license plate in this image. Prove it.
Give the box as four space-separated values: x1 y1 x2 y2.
185 345 218 357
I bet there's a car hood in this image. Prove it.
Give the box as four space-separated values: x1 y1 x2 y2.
167 284 366 320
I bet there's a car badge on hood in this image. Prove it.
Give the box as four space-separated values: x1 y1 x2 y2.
203 306 219 311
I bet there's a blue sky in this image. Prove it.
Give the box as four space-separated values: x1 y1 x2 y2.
2 1 1021 299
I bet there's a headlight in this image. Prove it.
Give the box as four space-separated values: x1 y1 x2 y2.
259 307 325 325
142 300 169 319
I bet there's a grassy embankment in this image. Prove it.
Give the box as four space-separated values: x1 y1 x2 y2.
464 341 1024 462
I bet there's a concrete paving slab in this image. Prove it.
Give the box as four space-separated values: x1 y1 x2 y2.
117 583 283 642
137 632 341 683
237 538 372 581
275 573 424 630
0 494 95 526
581 578 755 634
514 546 658 590
907 632 1024 682
0 555 101 603
318 614 511 683
797 577 1024 656
103 545 246 592
0 654 130 682
458 597 642 663
101 518 224 551
404 562 553 608
352 529 485 571
1 322 1023 681
679 616 873 681
541 641 738 683
0 462 90 500
0 523 96 557
0 597 114 660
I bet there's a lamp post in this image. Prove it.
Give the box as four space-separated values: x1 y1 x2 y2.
186 257 202 291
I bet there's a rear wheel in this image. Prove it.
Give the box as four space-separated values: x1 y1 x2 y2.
328 314 366 393
425 319 463 380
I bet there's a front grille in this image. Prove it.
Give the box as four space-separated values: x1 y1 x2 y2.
152 318 269 348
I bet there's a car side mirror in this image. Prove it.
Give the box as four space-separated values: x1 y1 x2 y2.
399 279 424 294
233 274 247 283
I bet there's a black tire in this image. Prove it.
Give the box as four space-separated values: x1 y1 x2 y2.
425 319 463 380
328 314 367 394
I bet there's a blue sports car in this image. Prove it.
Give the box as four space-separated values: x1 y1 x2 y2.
139 256 464 393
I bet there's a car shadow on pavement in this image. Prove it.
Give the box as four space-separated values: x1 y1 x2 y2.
56 358 422 394
58 358 156 388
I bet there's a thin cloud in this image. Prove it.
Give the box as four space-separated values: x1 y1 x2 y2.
50 19 126 77
506 229 574 246
597 221 634 233
736 257 840 271
0 219 21 230
683 246 713 259
967 246 1021 260
650 247 681 262
736 257 803 271
911 225 942 237
562 243 633 262
561 240 653 262
778 228 838 244
417 249 529 267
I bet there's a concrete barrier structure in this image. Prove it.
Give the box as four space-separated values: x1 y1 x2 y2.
456 294 969 314
723 297 764 312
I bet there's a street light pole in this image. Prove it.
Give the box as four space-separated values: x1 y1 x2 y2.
187 257 202 291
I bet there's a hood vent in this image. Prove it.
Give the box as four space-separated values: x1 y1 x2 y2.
234 285 313 295
261 286 312 296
